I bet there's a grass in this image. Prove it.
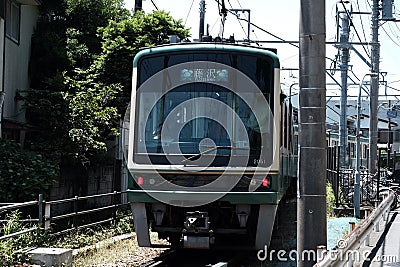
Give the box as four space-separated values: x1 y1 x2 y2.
0 210 135 266
73 232 168 267
73 237 140 267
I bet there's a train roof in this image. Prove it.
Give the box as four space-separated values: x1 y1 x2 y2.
133 43 280 69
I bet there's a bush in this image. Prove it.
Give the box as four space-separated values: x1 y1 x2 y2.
0 209 134 266
0 140 59 202
0 211 41 266
327 182 336 217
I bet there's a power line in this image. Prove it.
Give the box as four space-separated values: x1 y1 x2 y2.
184 0 195 26
394 23 400 37
355 0 370 52
150 0 159 10
210 17 220 32
226 0 248 39
213 0 299 48
235 0 243 9
339 0 371 57
381 24 400 48
387 23 400 44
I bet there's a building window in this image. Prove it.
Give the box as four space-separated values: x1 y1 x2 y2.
6 0 20 43
0 1 5 19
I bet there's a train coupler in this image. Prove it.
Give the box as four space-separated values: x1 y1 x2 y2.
182 211 214 249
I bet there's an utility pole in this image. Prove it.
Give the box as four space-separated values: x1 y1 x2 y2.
369 0 380 175
199 0 206 40
298 0 327 266
338 4 351 168
135 0 142 11
355 73 378 218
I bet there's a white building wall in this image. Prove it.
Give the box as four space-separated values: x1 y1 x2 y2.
3 4 38 126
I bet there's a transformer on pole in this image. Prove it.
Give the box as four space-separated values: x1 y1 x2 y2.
382 0 395 21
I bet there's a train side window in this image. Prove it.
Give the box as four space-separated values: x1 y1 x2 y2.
284 104 288 149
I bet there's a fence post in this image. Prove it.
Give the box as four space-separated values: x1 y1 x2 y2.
45 202 51 230
38 194 44 229
73 196 78 229
349 221 356 232
112 191 117 224
377 149 381 201
336 146 340 207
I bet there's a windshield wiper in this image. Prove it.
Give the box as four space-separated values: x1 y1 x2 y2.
181 146 249 165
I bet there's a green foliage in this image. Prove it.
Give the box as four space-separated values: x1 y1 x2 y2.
26 2 190 163
0 209 133 266
114 213 133 235
0 140 59 202
65 0 129 34
327 182 336 217
96 11 190 107
41 210 134 249
0 211 41 266
64 70 122 156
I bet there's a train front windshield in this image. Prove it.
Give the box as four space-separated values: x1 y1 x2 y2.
134 51 275 167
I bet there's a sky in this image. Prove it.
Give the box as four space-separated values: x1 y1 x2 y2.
123 0 400 101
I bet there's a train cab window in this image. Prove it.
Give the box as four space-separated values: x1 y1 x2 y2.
135 51 277 167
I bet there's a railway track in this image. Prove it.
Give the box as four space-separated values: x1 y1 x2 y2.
139 193 297 267
139 249 260 267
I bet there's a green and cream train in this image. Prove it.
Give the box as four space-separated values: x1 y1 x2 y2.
126 42 297 250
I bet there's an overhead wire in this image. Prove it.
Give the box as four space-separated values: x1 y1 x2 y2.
381 25 400 48
226 0 248 39
339 0 371 57
150 0 159 10
355 0 370 52
210 17 221 32
235 0 243 9
394 23 400 37
213 0 299 48
387 23 400 44
184 0 196 26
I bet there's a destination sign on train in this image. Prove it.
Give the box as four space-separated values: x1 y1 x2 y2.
180 68 229 82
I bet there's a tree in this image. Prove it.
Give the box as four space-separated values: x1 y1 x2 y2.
25 1 190 163
95 10 190 112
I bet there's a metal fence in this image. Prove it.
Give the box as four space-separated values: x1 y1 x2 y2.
0 191 131 242
326 145 394 207
0 199 41 241
327 146 340 207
